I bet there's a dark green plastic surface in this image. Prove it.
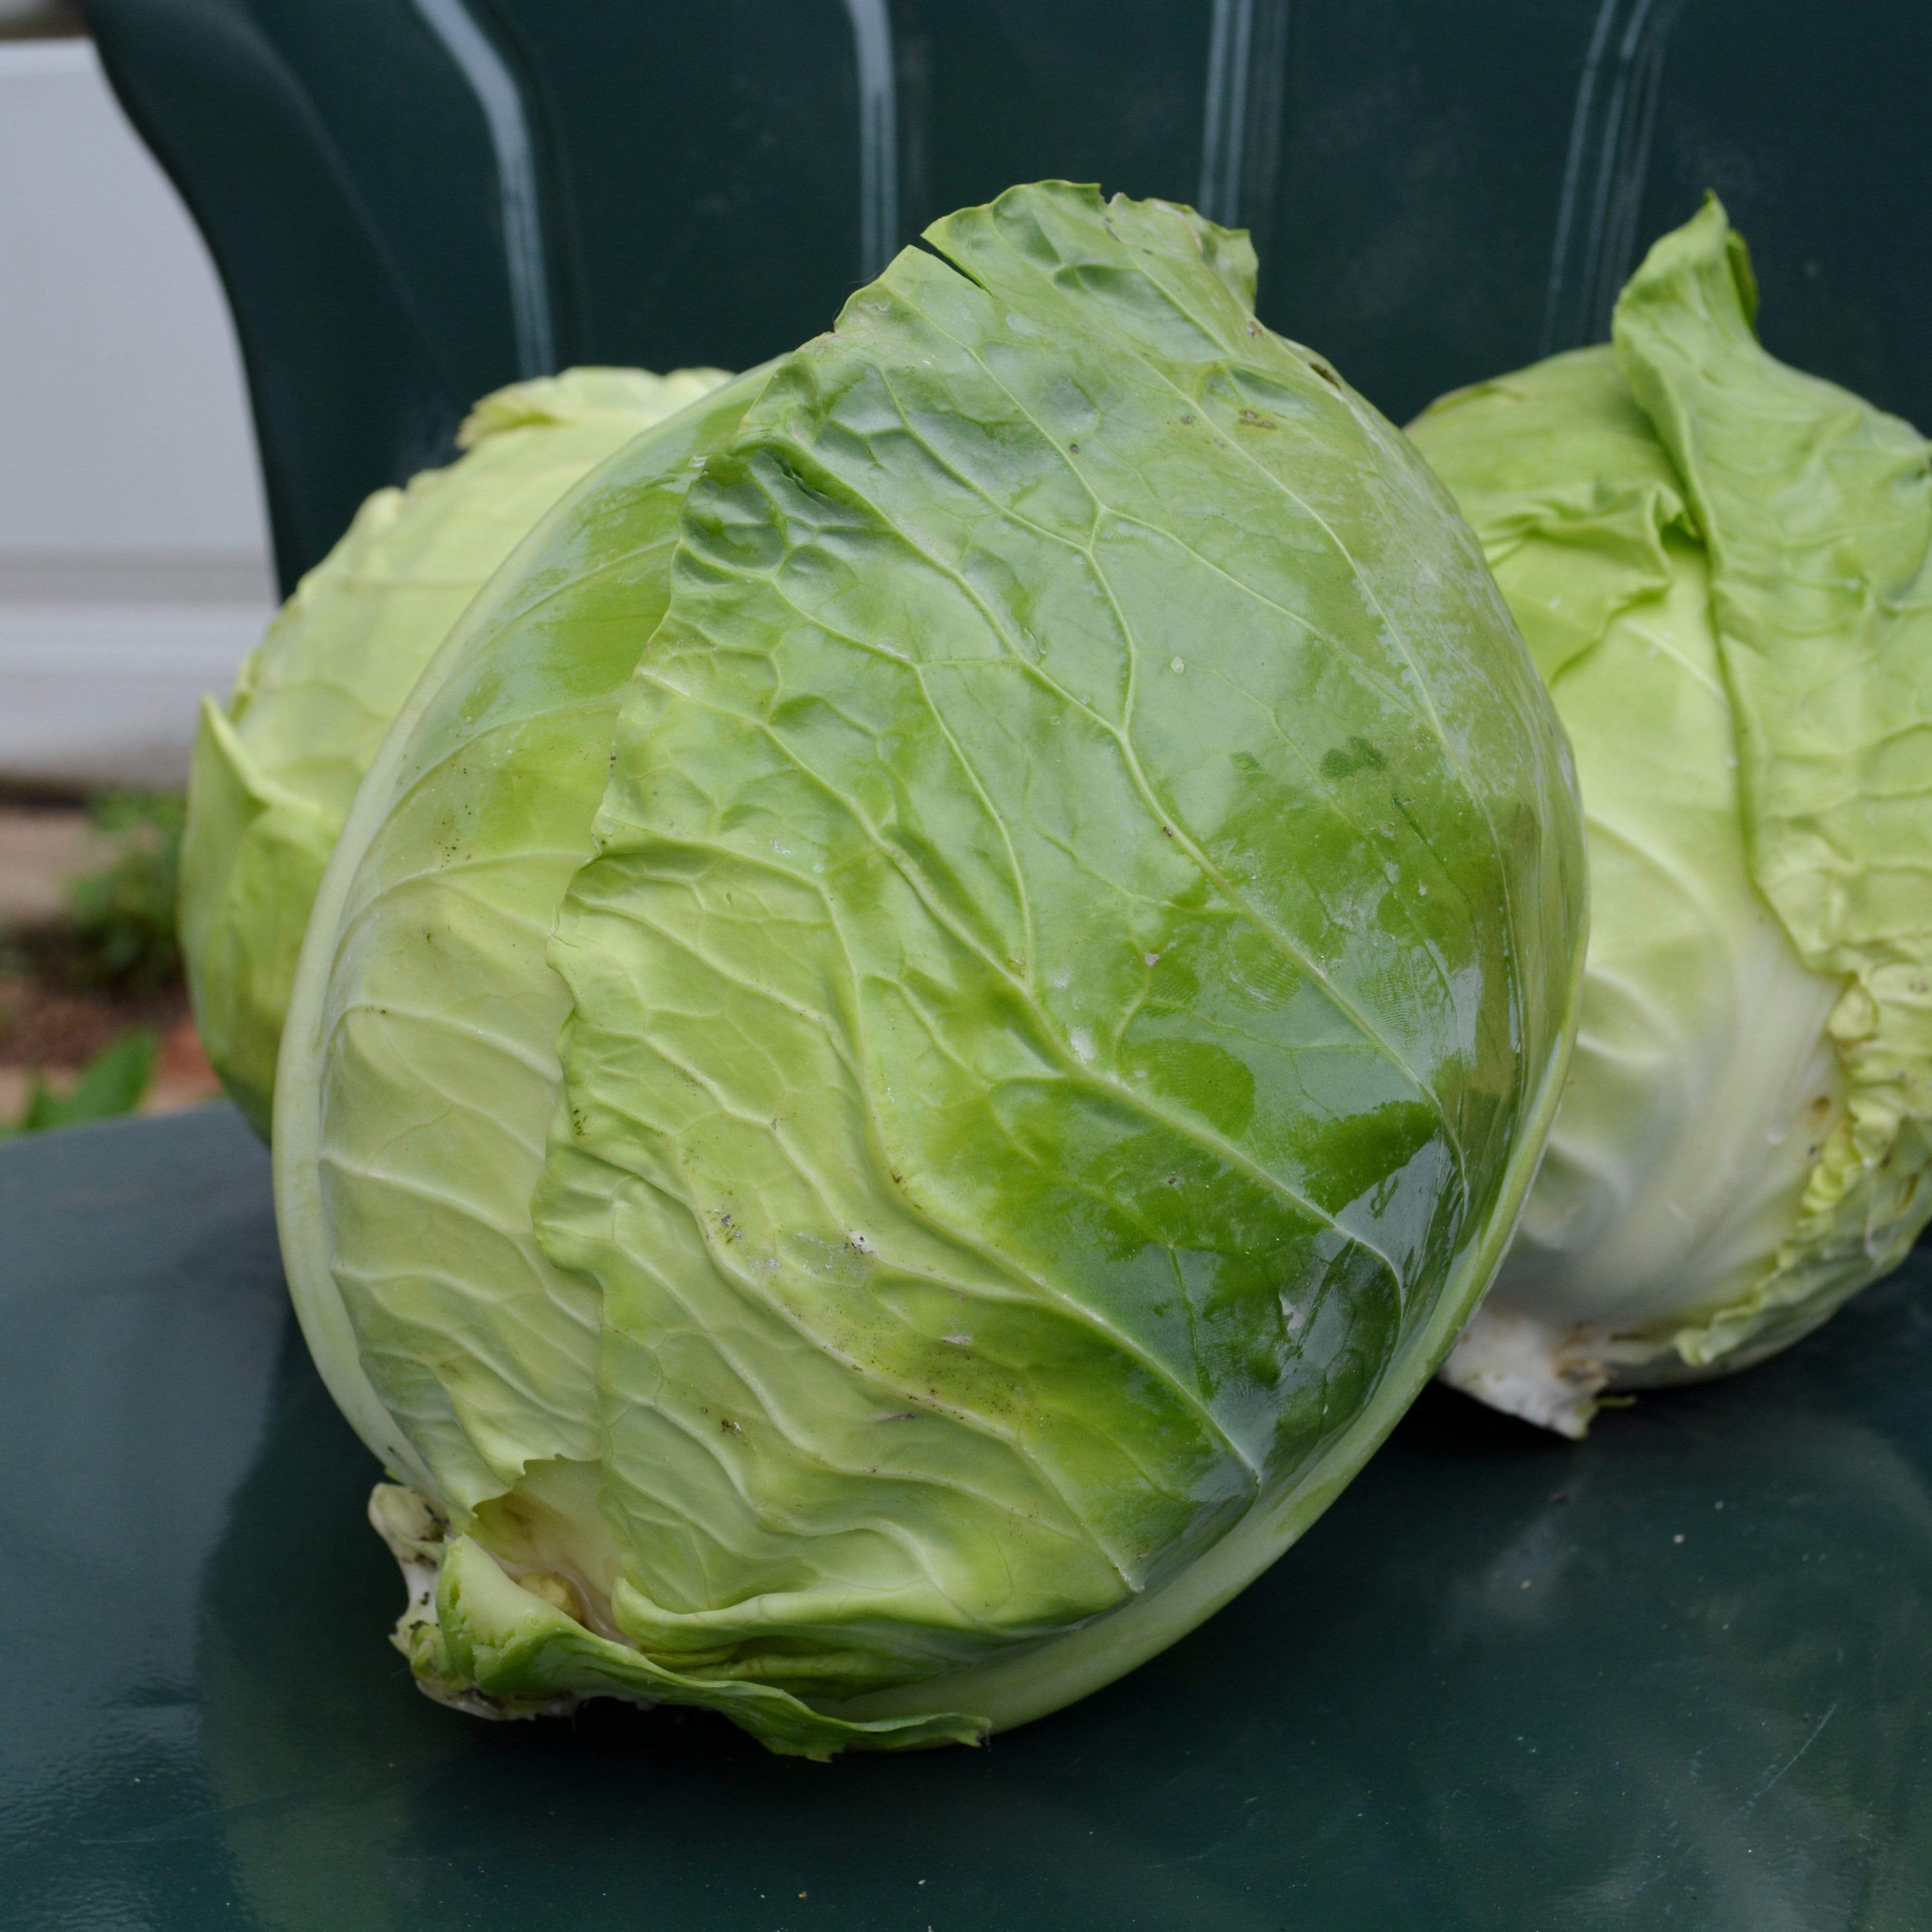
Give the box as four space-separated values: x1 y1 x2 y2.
84 0 1932 593
6 1104 1931 1927
29 5 1932 1918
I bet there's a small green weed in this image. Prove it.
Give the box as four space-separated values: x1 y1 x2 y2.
1 1029 157 1137
59 791 186 992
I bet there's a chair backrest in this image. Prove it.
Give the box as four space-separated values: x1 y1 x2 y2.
87 0 1932 596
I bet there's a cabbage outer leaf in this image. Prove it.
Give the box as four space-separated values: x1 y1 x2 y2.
277 374 769 1509
1614 200 1932 1365
367 1485 985 1759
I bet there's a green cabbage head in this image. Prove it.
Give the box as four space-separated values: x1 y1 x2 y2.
1410 199 1932 1437
180 365 730 1139
275 184 1585 1756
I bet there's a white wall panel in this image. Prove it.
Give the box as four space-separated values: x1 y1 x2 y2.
0 38 275 788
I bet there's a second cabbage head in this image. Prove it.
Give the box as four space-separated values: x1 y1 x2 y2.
275 184 1585 1756
179 365 730 1138
1410 199 1932 1437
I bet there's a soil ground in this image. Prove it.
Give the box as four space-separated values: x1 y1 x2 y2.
0 802 222 1121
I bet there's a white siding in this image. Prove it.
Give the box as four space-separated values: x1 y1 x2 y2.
0 38 275 788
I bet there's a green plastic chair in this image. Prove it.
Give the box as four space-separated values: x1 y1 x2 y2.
86 0 1932 596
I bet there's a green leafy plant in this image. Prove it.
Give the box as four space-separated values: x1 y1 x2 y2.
58 791 185 992
274 185 1586 1758
1409 198 1932 1437
0 1029 156 1138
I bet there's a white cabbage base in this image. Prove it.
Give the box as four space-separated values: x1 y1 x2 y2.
1441 913 1842 1437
